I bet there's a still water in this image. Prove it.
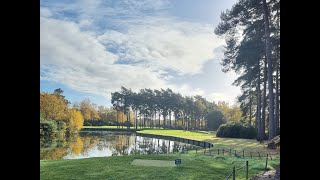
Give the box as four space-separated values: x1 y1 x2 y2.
40 131 198 160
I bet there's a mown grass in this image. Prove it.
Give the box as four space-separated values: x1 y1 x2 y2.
40 153 279 180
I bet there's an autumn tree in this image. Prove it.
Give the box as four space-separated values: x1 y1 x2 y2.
80 99 100 122
40 92 69 121
68 109 84 131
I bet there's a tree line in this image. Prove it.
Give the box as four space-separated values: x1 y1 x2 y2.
40 87 256 139
111 87 242 131
215 0 280 140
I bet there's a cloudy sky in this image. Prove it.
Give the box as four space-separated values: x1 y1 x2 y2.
40 0 240 106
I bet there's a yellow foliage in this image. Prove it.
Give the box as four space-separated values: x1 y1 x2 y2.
40 92 68 120
69 109 84 130
70 137 83 155
80 99 100 121
217 101 242 122
40 147 68 160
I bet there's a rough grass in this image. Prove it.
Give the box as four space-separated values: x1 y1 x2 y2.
40 153 279 180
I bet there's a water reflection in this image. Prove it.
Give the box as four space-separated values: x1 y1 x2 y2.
40 131 197 160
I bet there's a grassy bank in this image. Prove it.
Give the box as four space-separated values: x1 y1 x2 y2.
40 153 279 180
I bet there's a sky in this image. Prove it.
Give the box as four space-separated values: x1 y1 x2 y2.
40 0 240 107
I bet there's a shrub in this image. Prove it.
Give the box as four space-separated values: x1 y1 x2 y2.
40 120 58 136
206 109 227 130
56 121 67 136
216 122 257 139
56 121 67 131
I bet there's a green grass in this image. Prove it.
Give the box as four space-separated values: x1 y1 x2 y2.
138 129 276 153
40 153 279 180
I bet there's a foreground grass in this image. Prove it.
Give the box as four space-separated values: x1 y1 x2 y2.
139 130 274 153
40 153 279 180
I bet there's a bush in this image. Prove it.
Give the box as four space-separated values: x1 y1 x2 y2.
56 121 67 136
216 122 256 139
56 121 67 131
40 120 58 136
206 109 227 130
84 120 121 126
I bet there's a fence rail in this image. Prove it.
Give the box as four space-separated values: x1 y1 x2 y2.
226 161 249 180
197 147 279 160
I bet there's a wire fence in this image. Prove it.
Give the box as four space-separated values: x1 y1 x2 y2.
195 146 280 160
191 147 279 180
226 161 249 180
129 141 279 180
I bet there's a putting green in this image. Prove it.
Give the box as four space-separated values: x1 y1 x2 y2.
131 159 177 167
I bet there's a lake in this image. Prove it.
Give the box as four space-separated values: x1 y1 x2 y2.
40 131 199 160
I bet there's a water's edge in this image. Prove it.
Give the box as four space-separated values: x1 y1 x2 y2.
81 128 214 148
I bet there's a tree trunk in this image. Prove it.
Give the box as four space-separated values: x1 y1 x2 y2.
127 111 130 129
154 113 156 128
139 111 142 129
121 111 124 129
261 57 267 140
275 62 280 135
249 99 252 125
275 7 280 135
135 110 138 129
163 114 166 129
158 111 161 129
263 0 275 140
257 68 261 142
169 111 172 128
116 110 119 128
182 113 185 131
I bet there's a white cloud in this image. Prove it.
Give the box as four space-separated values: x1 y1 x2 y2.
40 7 53 17
206 92 236 105
40 17 118 66
40 0 241 105
98 17 224 75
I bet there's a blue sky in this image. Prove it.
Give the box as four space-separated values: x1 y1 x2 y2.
40 0 240 107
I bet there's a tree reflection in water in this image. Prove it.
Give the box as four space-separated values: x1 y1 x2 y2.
40 131 198 160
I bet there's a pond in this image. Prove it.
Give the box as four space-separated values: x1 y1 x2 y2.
40 131 200 160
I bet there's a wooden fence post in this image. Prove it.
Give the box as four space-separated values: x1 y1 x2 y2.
232 166 236 180
265 154 269 170
246 161 249 180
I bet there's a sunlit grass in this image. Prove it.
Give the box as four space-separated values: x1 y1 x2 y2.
40 153 279 180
